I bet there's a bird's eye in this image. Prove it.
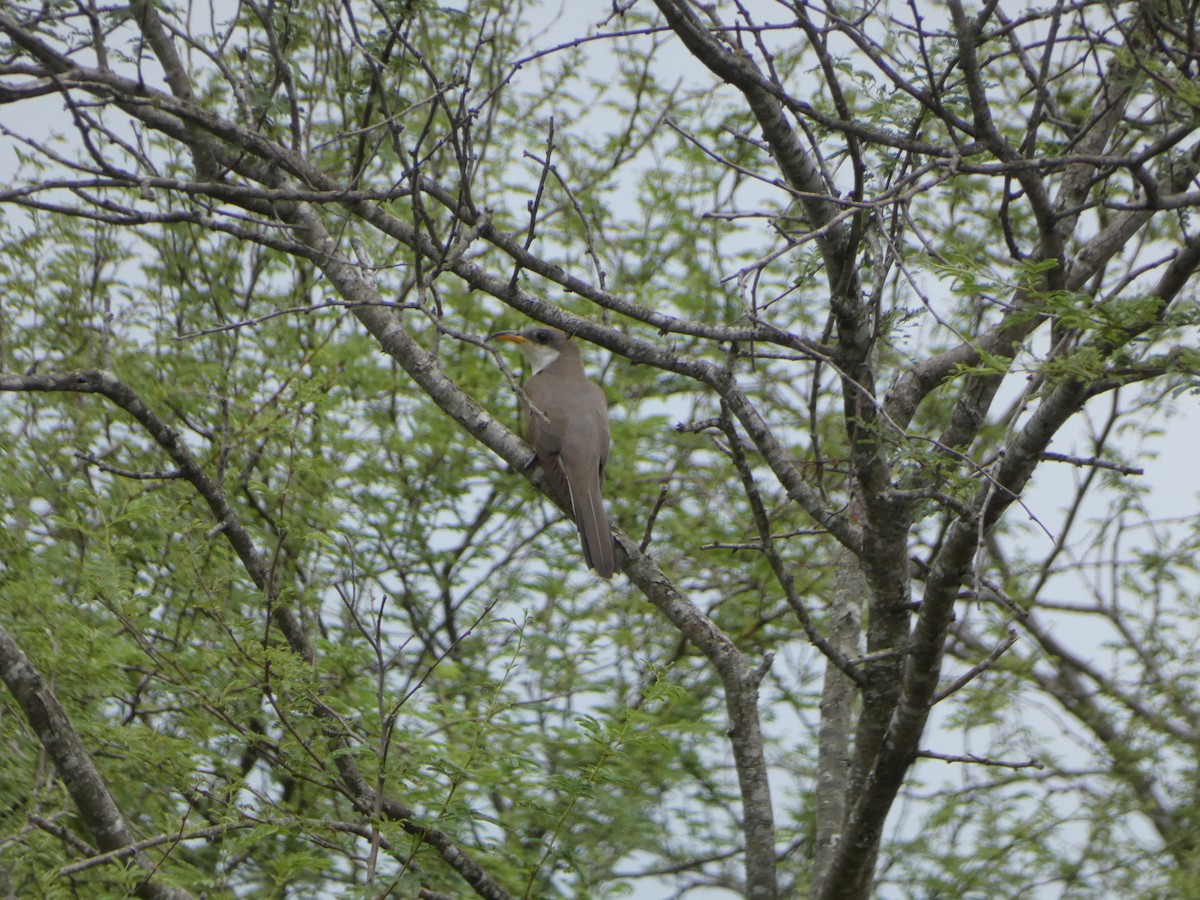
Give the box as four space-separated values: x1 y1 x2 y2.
534 330 550 343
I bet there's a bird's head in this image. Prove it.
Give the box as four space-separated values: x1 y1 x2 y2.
488 326 573 374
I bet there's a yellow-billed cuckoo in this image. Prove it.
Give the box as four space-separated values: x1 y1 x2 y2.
490 325 616 579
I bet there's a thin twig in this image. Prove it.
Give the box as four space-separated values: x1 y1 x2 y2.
934 629 1019 704
916 749 1044 770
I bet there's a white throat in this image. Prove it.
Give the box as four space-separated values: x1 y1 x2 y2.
521 342 562 375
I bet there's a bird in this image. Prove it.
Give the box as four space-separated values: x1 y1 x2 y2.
489 325 616 579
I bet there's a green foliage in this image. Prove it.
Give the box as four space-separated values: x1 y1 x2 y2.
0 186 765 894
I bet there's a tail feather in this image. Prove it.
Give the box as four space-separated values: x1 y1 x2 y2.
565 469 615 579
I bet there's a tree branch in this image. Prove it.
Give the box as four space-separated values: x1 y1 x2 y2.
0 624 195 900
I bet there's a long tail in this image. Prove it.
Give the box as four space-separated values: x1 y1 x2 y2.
567 467 615 579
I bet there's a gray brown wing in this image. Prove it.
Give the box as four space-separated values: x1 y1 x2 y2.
524 381 575 512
